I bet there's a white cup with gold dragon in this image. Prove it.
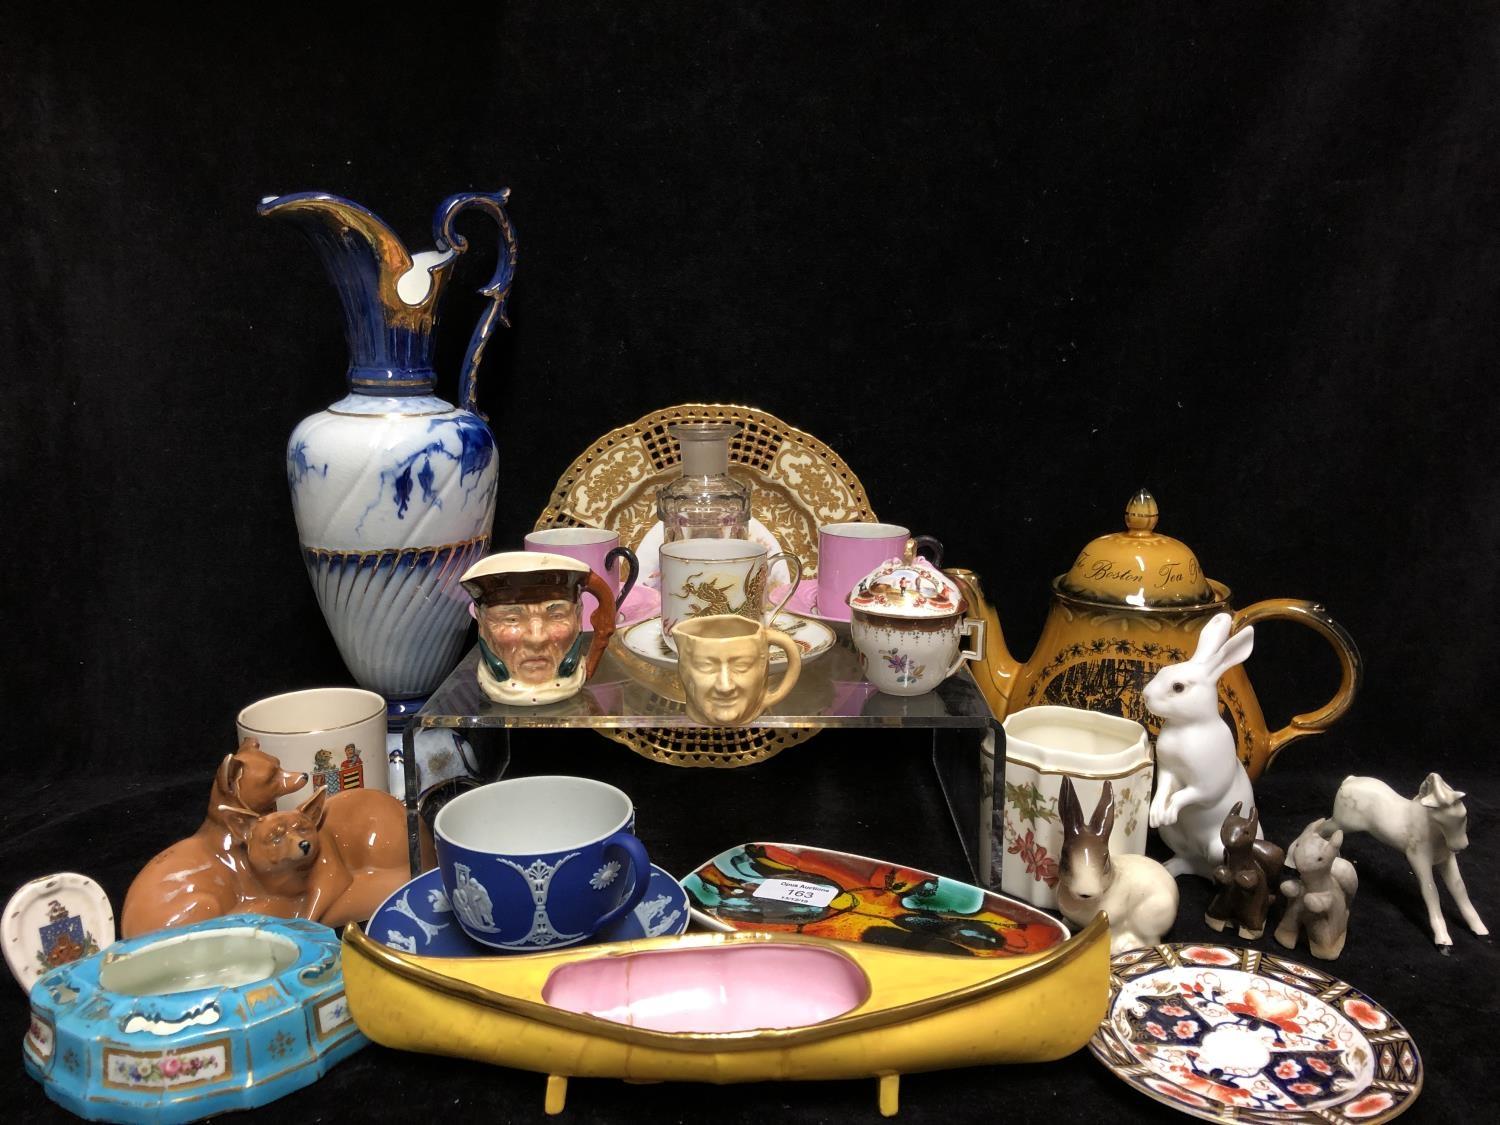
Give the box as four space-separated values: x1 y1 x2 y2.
659 538 802 653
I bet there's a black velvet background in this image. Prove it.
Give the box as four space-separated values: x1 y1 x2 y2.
2 4 1496 1122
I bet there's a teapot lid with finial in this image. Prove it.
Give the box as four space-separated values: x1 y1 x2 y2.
1056 490 1216 607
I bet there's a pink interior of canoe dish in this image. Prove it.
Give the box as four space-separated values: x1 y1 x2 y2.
541 944 871 1033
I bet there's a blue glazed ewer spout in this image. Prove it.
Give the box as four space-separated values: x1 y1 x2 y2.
258 189 516 413
260 191 517 712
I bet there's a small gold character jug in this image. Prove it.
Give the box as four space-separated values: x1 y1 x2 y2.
951 490 1361 779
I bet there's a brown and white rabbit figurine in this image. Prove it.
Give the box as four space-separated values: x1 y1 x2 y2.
1144 613 1260 879
1275 817 1357 959
1056 776 1179 955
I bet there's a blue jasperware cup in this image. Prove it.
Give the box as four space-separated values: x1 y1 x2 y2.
433 775 651 951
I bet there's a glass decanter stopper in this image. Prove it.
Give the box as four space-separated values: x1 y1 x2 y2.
657 423 752 542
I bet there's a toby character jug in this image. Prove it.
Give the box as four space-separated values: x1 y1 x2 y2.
260 190 517 721
950 490 1361 779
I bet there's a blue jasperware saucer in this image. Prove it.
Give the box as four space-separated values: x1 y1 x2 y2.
369 865 689 957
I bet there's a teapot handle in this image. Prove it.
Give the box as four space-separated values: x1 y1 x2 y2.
1230 598 1363 769
434 189 520 420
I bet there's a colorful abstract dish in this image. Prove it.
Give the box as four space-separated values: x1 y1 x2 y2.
369 865 689 958
1090 944 1422 1124
681 843 1068 957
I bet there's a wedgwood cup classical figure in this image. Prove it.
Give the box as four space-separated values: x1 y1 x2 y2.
949 490 1362 780
659 538 802 651
461 552 617 706
433 776 651 950
817 522 943 621
673 615 803 726
848 555 983 697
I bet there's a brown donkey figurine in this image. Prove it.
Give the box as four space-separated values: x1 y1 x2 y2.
1205 803 1285 940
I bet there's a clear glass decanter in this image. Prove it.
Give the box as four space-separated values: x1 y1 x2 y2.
657 423 752 542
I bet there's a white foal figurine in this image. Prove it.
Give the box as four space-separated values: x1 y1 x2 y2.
1326 772 1487 948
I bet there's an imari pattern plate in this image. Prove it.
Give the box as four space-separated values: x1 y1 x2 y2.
1089 944 1421 1124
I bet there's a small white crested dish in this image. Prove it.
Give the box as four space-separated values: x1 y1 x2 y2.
4 873 115 991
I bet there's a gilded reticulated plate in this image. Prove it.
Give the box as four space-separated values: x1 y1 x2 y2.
533 403 876 577
1089 944 1421 1124
535 404 876 767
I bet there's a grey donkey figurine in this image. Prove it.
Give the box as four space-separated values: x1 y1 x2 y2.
1275 818 1358 960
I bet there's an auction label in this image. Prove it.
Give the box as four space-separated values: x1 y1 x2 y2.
752 879 838 908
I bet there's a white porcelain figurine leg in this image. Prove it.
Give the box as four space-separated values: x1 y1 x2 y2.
1409 853 1452 947
1440 854 1489 936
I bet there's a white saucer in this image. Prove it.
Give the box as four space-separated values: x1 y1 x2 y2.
4 872 115 991
620 612 836 670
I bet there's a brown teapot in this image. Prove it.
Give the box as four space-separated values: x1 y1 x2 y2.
951 490 1361 779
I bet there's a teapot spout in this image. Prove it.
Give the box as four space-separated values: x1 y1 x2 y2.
259 192 459 392
949 568 1020 718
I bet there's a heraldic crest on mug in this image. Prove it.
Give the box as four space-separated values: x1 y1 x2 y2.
460 552 617 706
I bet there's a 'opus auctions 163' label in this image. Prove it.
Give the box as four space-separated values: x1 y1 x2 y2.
752 879 839 908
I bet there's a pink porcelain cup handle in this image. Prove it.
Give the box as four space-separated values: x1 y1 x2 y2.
764 553 803 620
946 619 986 678
761 628 803 709
590 830 652 932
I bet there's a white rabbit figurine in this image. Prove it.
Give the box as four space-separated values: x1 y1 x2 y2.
1144 612 1259 878
1056 776 1179 955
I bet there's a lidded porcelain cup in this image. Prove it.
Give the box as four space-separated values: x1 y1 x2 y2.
848 555 984 696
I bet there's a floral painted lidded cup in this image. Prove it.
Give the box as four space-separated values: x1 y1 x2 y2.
460 552 617 706
848 553 984 696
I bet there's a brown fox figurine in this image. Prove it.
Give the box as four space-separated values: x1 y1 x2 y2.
122 739 409 937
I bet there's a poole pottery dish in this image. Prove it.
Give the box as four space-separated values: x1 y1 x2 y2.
342 912 1110 1117
620 613 835 670
4 873 115 992
24 914 364 1124
370 865 689 957
682 843 1068 957
1089 943 1421 1123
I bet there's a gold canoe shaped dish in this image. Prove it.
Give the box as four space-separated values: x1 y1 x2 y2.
341 914 1110 1116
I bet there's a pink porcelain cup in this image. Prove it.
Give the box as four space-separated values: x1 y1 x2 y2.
524 528 638 623
817 523 943 622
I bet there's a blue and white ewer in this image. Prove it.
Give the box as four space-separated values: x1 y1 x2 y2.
260 190 515 713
